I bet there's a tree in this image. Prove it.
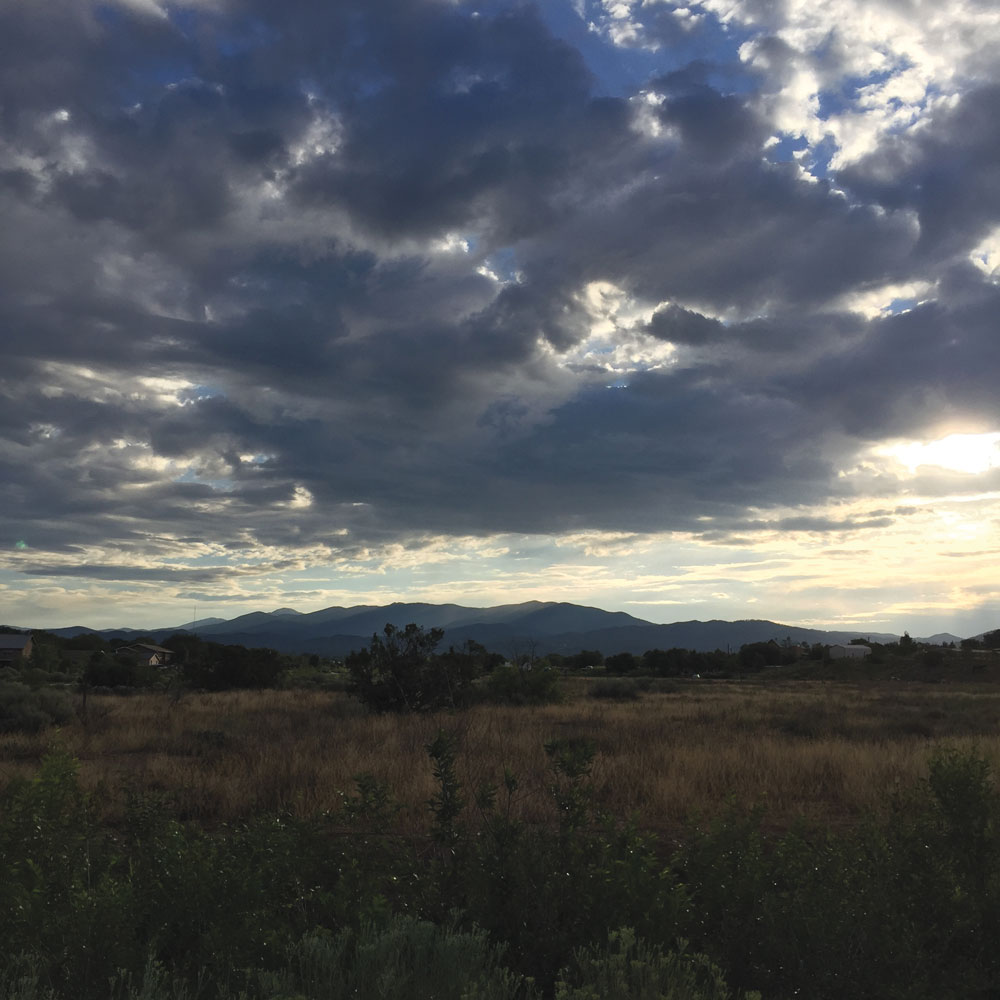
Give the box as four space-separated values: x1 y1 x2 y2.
82 650 145 688
564 649 605 671
63 634 107 651
738 640 798 671
982 629 1000 649
646 647 710 676
28 633 60 673
347 623 474 712
605 652 638 675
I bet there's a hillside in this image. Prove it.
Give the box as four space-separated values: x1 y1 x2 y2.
15 602 910 658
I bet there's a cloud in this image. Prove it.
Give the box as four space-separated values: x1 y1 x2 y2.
1 0 1000 634
839 85 1000 262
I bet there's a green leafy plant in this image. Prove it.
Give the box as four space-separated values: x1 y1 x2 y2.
555 928 756 1000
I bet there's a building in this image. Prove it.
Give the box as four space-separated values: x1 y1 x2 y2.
0 634 33 665
828 644 871 660
116 643 173 667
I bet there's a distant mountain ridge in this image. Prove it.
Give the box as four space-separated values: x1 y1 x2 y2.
16 601 925 657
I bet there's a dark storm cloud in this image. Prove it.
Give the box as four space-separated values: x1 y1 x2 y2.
647 305 861 356
648 304 724 345
653 66 769 161
778 279 1000 439
548 156 918 316
838 84 1000 262
287 5 605 241
1 0 998 587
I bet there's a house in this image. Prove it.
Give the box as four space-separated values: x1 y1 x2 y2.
0 634 33 665
828 644 871 660
116 643 173 667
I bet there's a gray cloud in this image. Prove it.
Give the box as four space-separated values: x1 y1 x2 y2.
21 565 248 583
2 0 999 589
838 84 1000 262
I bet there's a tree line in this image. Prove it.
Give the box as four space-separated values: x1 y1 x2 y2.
4 622 995 708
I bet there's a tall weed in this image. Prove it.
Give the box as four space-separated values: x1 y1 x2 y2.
259 917 527 1000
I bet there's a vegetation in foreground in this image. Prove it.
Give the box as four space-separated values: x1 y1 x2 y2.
4 623 1000 998
1 738 999 1000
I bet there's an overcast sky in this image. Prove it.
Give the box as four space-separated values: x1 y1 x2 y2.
3 0 1000 635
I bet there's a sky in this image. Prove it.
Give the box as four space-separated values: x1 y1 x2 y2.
3 0 1000 636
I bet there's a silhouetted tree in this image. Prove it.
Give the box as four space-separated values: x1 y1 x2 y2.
347 623 474 712
605 652 638 674
564 649 604 670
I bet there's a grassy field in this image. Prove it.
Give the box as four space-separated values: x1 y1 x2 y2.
3 675 999 832
4 674 1000 1000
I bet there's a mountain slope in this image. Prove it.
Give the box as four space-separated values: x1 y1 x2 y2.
15 602 919 658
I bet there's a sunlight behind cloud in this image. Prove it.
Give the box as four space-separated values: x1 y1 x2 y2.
556 281 673 376
876 433 1000 475
722 0 1000 170
970 227 1000 282
836 278 932 319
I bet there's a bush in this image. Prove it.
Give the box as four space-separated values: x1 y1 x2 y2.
0 751 138 996
0 956 57 1000
483 665 561 705
259 918 527 1000
1 923 529 1000
555 928 754 1000
18 669 70 690
7 738 1000 1000
82 653 152 689
453 737 685 992
0 684 72 733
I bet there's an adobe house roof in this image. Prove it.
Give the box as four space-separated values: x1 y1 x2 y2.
0 635 31 651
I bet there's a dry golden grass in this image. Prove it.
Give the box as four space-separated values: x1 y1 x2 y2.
3 679 1000 832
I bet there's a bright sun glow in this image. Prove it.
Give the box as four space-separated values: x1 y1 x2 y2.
879 432 1000 475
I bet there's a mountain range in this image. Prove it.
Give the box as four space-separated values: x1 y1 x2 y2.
25 601 960 658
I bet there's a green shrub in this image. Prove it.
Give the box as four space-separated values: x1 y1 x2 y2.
107 958 199 1000
7 740 1000 1000
456 737 685 992
483 665 561 705
0 684 72 733
555 928 755 1000
19 669 71 690
0 957 57 1000
0 751 137 996
672 748 1000 1000
258 918 529 1000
